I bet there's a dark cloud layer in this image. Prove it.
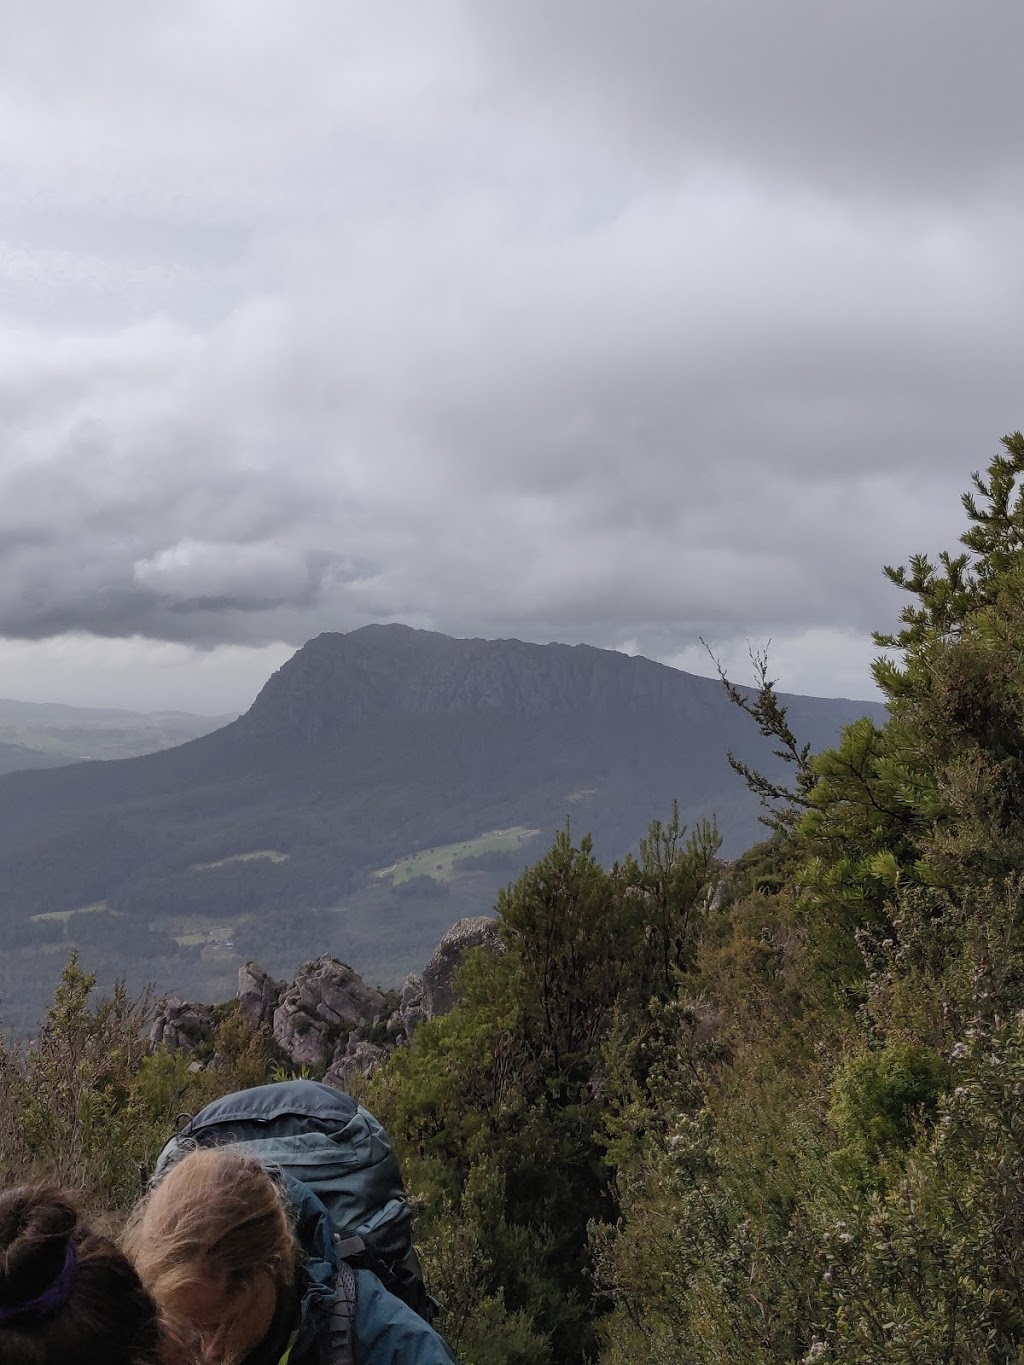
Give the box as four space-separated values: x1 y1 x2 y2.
0 1 1020 706
468 1 1024 197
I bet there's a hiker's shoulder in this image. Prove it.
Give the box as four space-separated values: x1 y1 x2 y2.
353 1269 458 1365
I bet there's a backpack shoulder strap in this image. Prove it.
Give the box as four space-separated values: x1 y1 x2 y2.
326 1257 357 1365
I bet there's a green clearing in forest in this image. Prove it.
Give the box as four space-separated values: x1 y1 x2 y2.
190 849 290 872
373 826 541 885
170 921 237 948
31 901 113 923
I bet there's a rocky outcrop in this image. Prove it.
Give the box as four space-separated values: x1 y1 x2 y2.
401 972 423 1010
421 915 501 1017
272 955 386 1068
237 961 285 1030
324 1039 388 1090
395 971 428 1037
148 920 503 1073
149 997 215 1053
397 916 502 1038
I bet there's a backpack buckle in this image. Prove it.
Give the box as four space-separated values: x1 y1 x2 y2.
333 1233 366 1261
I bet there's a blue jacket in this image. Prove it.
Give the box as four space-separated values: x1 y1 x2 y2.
284 1172 458 1365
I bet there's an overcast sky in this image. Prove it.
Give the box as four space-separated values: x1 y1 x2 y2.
0 0 1021 712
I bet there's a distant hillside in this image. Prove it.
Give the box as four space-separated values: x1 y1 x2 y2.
0 697 234 767
0 626 885 1032
0 739 72 776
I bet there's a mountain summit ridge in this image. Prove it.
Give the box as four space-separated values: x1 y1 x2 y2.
240 624 872 739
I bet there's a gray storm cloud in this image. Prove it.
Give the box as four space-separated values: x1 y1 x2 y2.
0 0 1020 700
465 1 1024 197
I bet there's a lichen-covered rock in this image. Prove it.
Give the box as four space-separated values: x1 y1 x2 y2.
272 1007 327 1068
301 954 385 1026
401 972 423 1009
702 860 733 915
324 1040 388 1090
272 955 385 1068
237 961 286 1030
149 919 502 1067
396 970 427 1039
419 915 501 1019
149 997 215 1053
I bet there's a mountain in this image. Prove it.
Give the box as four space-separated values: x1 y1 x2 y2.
0 739 72 776
0 625 885 1032
0 698 234 767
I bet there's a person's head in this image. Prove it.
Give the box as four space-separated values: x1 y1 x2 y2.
125 1149 296 1365
0 1184 163 1365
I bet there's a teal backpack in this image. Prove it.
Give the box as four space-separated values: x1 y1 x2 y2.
153 1080 434 1357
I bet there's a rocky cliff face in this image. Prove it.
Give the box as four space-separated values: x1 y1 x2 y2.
239 623 728 744
148 916 502 1083
149 997 215 1053
403 915 502 1024
237 962 285 1030
272 955 386 1068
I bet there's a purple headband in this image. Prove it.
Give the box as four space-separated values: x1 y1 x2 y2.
0 1244 78 1325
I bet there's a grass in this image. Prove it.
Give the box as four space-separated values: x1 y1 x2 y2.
31 902 112 924
170 921 237 948
190 850 289 872
373 826 541 885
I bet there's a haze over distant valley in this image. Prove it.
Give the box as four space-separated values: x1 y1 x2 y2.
0 698 234 772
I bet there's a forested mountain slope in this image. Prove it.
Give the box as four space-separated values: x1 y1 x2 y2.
0 627 880 1031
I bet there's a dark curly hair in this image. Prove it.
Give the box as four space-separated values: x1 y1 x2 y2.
0 1185 162 1365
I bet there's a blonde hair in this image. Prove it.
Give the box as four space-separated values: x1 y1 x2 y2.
124 1149 296 1307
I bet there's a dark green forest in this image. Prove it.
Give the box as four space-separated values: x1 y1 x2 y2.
5 437 1024 1362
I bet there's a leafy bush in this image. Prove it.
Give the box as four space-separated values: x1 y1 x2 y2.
0 953 274 1214
829 1043 950 1175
